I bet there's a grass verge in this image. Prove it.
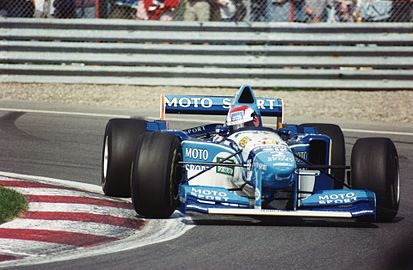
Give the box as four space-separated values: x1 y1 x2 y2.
0 186 28 224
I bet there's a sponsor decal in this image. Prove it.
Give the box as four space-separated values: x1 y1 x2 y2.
183 126 206 135
256 99 279 110
294 151 308 161
216 157 235 176
230 111 243 122
223 98 232 109
318 192 357 205
190 187 229 202
165 97 214 108
185 164 210 171
239 136 251 148
253 161 267 171
267 152 294 163
260 139 276 145
165 96 280 110
185 148 209 160
272 162 293 167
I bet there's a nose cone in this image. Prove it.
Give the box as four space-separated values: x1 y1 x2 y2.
252 150 296 189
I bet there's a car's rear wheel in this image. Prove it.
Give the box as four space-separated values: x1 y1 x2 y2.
300 123 346 189
101 118 147 197
351 137 400 222
131 132 182 218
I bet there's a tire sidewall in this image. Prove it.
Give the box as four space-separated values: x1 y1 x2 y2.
131 132 182 218
351 137 400 222
101 118 147 197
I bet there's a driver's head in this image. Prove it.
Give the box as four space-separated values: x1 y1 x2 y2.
226 105 260 132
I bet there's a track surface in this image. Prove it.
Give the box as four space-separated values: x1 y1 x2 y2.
0 101 412 270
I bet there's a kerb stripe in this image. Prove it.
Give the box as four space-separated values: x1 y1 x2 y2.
21 212 144 229
0 254 20 262
0 180 65 189
25 195 132 209
0 228 117 247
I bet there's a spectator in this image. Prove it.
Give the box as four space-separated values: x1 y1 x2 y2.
292 0 307 22
269 0 291 21
327 0 355 22
2 0 35 17
183 0 210 21
250 0 269 21
354 0 392 22
110 0 138 19
390 0 413 22
74 0 96 18
53 0 76 18
232 0 247 21
305 0 329 22
211 0 246 21
33 0 53 17
136 0 179 20
0 0 7 17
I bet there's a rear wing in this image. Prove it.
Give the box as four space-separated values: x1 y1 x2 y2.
160 94 284 128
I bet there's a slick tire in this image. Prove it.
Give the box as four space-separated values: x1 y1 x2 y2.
351 138 400 222
131 132 182 218
101 118 147 197
300 123 346 189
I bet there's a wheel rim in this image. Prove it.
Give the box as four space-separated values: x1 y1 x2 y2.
394 156 400 205
103 135 109 181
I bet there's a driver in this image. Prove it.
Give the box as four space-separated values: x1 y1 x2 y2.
225 105 261 132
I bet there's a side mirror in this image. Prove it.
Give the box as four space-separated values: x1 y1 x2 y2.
215 125 229 136
278 127 291 140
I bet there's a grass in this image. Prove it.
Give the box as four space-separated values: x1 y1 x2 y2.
0 186 28 224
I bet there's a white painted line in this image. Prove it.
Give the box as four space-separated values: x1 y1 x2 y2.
0 107 131 119
10 187 122 201
1 107 412 137
341 128 413 137
0 172 102 193
28 202 137 218
2 219 136 239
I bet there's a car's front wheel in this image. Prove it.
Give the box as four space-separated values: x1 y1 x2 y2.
351 137 400 222
131 132 182 218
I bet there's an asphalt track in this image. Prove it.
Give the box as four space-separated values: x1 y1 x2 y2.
0 101 412 270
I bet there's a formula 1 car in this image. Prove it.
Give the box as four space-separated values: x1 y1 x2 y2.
101 84 400 222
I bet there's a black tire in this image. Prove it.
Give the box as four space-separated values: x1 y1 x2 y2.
351 138 400 222
300 123 346 189
101 118 147 197
131 132 182 218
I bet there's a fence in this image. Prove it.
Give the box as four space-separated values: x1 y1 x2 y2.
1 0 412 23
1 18 413 89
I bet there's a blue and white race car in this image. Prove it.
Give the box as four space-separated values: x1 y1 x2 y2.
101 84 400 222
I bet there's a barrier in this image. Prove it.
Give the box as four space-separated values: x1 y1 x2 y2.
1 18 413 89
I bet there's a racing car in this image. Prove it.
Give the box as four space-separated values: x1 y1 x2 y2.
101 84 400 222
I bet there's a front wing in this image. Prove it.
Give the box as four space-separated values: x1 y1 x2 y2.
179 184 376 219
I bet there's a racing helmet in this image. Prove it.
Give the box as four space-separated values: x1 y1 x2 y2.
226 105 260 132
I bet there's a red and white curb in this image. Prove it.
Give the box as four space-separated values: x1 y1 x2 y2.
0 172 193 268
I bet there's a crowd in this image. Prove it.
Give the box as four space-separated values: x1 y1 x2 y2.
0 0 412 22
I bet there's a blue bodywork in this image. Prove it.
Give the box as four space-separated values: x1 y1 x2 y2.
144 84 376 219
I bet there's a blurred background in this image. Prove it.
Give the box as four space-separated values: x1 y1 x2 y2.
0 0 412 23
